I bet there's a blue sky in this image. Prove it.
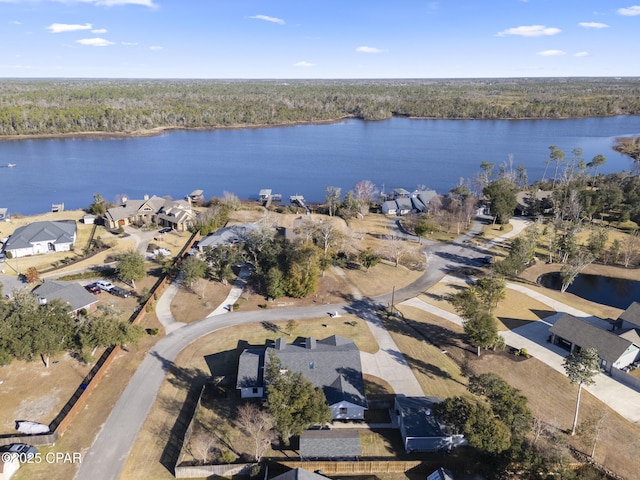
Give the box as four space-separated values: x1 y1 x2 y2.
1 0 639 78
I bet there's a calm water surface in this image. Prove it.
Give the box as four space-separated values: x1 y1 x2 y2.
538 272 640 310
1 116 640 215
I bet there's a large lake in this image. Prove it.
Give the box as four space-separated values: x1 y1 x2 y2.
1 116 640 215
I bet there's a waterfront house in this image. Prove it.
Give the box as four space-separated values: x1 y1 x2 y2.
236 335 368 420
196 223 260 252
381 200 399 215
104 195 195 232
2 220 76 258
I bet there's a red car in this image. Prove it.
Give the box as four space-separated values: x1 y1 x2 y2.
85 283 102 295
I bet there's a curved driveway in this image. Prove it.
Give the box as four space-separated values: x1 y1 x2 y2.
76 217 494 480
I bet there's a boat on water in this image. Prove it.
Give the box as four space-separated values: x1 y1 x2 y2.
6 163 16 168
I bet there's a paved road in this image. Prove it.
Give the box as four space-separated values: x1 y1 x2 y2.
76 217 495 480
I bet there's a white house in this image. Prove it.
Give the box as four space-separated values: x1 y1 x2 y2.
2 220 76 258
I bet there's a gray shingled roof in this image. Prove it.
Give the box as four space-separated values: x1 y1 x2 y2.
395 197 413 211
33 280 98 312
619 302 640 329
198 223 261 250
417 189 438 206
300 430 361 459
236 335 367 408
396 396 444 438
272 468 330 480
237 349 264 388
550 314 633 364
4 221 76 250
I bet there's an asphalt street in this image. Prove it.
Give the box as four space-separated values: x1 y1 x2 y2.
75 217 496 480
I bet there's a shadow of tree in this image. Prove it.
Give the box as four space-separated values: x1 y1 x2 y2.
147 351 209 475
403 352 465 386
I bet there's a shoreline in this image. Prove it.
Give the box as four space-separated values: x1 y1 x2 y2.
0 113 637 142
0 116 356 142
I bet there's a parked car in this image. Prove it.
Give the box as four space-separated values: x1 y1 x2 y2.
84 283 102 295
95 280 115 292
111 286 130 298
159 227 172 234
5 443 37 457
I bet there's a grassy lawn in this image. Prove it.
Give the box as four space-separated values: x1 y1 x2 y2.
12 312 165 480
170 280 232 323
480 221 514 240
341 261 424 298
471 354 640 480
384 306 469 400
120 316 380 479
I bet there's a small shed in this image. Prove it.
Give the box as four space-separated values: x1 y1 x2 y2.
0 208 8 221
299 429 361 460
395 396 460 453
83 214 96 225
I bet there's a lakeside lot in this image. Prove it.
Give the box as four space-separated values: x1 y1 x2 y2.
2 206 640 480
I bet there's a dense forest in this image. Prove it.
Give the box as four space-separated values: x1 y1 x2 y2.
0 77 640 136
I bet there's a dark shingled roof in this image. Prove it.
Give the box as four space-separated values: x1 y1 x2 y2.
272 468 330 480
550 314 633 364
236 349 264 388
236 335 367 408
299 430 361 459
396 396 444 438
619 302 640 329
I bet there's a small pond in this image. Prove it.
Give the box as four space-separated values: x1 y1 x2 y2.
537 273 640 310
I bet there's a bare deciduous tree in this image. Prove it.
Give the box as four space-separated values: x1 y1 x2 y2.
189 428 218 465
236 402 276 463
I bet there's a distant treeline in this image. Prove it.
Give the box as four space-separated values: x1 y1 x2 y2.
1 78 640 136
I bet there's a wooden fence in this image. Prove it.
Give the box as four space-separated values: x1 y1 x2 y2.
174 463 254 478
3 230 200 446
274 460 425 474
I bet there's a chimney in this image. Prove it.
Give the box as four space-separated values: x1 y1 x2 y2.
144 194 149 201
305 337 316 350
275 338 287 350
121 195 128 206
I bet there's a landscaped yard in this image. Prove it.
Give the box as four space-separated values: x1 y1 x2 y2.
119 316 381 479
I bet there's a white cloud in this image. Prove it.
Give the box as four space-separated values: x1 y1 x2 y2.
249 15 285 25
91 28 107 33
578 22 609 28
149 45 163 50
10 20 22 25
93 0 157 6
47 22 92 33
574 51 589 57
294 61 314 67
537 50 566 56
121 41 138 46
496 25 561 37
618 5 640 16
76 37 114 46
356 46 387 53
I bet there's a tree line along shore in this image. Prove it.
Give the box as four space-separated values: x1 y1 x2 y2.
1 77 640 137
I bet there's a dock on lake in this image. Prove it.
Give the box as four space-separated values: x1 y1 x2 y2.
258 189 282 208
